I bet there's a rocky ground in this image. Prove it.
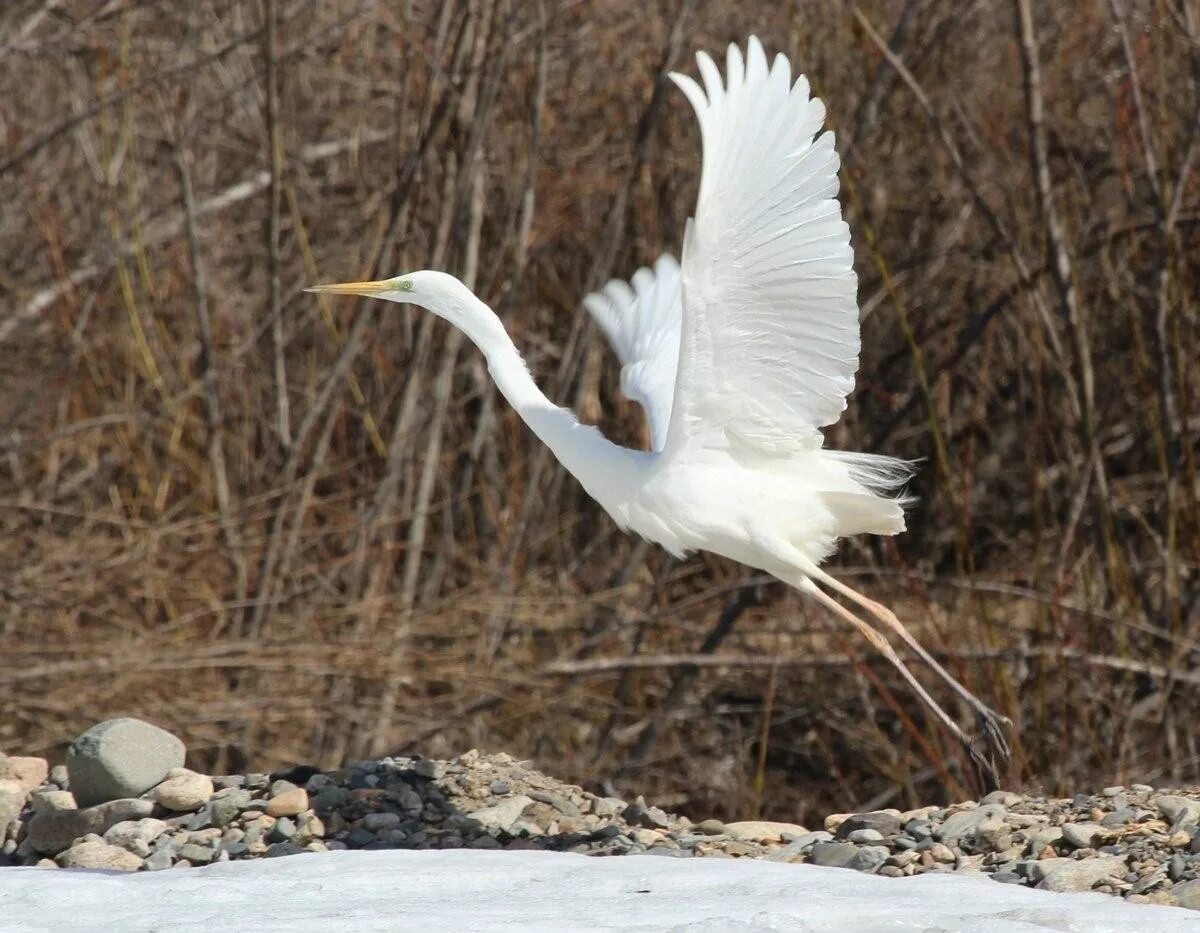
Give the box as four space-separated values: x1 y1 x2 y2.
3 719 1200 912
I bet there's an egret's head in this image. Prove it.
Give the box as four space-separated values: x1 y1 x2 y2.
306 269 478 327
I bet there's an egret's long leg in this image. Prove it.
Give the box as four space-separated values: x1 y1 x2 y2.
804 565 1012 762
801 558 1008 729
803 583 1002 789
802 586 976 747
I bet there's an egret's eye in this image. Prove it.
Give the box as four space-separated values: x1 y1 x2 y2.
398 279 414 292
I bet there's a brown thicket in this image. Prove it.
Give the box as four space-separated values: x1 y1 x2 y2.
1 0 1197 824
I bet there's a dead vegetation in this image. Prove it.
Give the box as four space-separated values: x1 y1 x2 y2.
1 0 1197 825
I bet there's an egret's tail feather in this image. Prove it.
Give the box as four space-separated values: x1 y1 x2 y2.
823 449 918 501
818 449 916 537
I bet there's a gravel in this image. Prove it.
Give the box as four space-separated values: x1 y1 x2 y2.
3 721 1200 912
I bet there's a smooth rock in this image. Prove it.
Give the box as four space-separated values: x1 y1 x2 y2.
694 819 726 836
528 791 581 818
153 769 214 812
929 843 957 863
312 786 350 812
28 798 154 855
808 842 859 869
848 845 890 873
67 719 185 807
823 813 851 833
144 842 175 871
622 796 671 829
0 782 24 828
591 797 625 819
0 756 49 793
362 812 401 833
846 829 885 844
265 787 309 818
938 805 1007 848
177 842 216 864
631 828 665 846
1174 879 1200 910
1036 855 1128 892
412 759 445 780
264 841 308 858
980 791 1022 807
209 790 252 827
723 821 806 843
1154 795 1200 827
468 795 532 833
1061 821 1106 849
56 838 142 871
269 818 297 843
1100 807 1136 828
103 818 169 857
1027 826 1063 852
30 790 76 814
835 811 902 839
768 831 832 862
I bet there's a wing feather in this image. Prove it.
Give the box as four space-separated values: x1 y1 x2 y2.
581 254 682 451
664 38 859 456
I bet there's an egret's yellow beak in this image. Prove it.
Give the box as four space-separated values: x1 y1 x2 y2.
304 279 393 296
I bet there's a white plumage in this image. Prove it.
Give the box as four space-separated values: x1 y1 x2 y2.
310 36 1010 785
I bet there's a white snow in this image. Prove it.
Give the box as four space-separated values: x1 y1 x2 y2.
0 849 1196 932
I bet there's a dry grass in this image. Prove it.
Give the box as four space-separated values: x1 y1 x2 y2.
1 0 1197 825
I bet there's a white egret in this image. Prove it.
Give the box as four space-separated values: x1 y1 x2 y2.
310 37 1010 782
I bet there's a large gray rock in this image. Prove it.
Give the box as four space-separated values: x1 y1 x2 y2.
28 798 155 855
67 719 185 806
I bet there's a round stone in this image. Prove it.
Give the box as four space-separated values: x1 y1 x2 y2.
266 787 309 818
153 769 215 812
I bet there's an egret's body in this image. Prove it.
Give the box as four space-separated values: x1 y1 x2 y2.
311 37 1009 782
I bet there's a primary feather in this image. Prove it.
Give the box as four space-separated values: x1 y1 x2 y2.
582 254 682 451
666 37 859 456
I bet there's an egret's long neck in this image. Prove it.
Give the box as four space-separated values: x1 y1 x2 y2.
436 285 644 508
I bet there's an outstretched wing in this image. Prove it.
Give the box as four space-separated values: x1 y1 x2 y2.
582 254 682 452
665 37 860 457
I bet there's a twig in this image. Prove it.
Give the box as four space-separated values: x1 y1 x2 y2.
542 646 1200 688
263 0 291 448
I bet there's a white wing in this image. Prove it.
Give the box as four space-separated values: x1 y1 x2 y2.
665 37 859 457
582 254 682 451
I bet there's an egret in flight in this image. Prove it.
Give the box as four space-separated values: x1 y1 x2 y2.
310 37 1010 782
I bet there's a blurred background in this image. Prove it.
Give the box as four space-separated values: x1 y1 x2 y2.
1 0 1197 825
